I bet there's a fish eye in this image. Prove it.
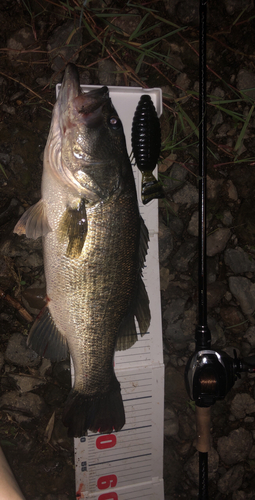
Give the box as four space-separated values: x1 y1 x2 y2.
109 115 121 130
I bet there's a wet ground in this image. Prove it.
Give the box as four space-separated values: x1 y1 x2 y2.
0 0 255 499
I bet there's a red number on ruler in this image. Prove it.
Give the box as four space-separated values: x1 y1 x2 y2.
98 493 118 500
96 434 117 450
97 475 117 490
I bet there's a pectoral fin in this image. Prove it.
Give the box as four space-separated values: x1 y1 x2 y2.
27 306 68 362
13 199 51 239
59 199 87 259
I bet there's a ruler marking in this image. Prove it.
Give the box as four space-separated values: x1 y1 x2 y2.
92 461 152 476
89 452 152 467
88 448 152 463
87 424 152 439
88 449 152 463
123 396 152 402
92 462 152 476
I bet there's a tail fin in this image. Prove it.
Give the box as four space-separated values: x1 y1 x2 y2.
141 171 165 205
62 380 125 437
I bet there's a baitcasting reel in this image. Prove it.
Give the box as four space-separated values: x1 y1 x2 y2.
185 344 255 407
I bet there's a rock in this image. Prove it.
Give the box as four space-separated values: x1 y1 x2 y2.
229 276 255 315
0 255 16 290
98 59 120 86
224 247 255 273
165 319 184 346
6 28 37 68
211 87 225 99
226 179 238 201
175 72 191 90
178 410 196 440
38 358 52 377
208 316 226 346
172 182 199 207
164 440 183 493
217 464 244 494
176 0 199 25
231 393 255 420
21 278 46 315
237 68 255 101
168 214 184 236
53 361 71 389
187 211 199 237
51 419 73 451
233 492 255 500
222 210 233 226
15 250 43 270
158 221 173 263
45 495 70 500
207 256 219 284
171 238 197 272
2 104 15 115
47 21 82 72
5 333 40 367
112 12 141 36
225 0 254 15
7 374 46 393
249 444 255 459
207 228 231 256
166 52 184 72
1 234 42 258
207 282 227 309
217 428 253 465
184 448 219 485
165 365 187 407
163 298 187 324
181 307 197 339
163 0 180 16
0 391 46 418
165 163 188 191
244 326 255 347
220 306 246 334
0 198 19 227
164 407 179 437
0 352 4 371
159 154 177 173
207 176 224 200
212 110 223 126
160 267 171 291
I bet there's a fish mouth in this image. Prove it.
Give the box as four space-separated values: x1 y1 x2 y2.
59 63 109 120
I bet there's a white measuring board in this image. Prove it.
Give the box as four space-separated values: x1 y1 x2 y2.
56 83 164 500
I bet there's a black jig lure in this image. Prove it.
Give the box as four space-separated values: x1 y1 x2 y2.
131 94 164 205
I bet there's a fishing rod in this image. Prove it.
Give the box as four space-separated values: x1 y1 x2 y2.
185 1 255 498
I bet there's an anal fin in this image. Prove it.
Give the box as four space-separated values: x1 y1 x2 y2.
27 306 68 362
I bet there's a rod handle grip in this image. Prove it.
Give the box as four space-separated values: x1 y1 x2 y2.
196 405 211 453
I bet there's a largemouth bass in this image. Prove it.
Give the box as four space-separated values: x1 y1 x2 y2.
14 64 150 437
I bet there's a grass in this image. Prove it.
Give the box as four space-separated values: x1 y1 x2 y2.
1 0 255 174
